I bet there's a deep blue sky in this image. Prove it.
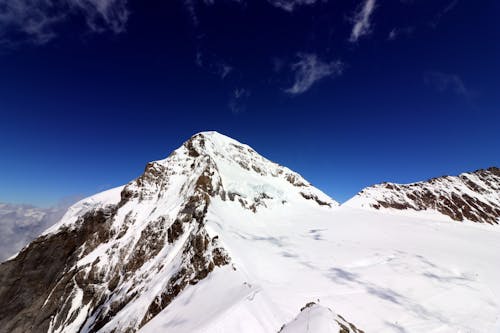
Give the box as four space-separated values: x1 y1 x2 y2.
0 0 499 206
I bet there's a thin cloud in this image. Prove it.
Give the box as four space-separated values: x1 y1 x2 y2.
285 53 344 95
267 0 324 12
0 0 128 45
349 0 376 43
228 88 250 114
183 0 200 26
430 0 459 28
195 50 233 79
388 26 415 41
424 71 471 99
185 0 324 20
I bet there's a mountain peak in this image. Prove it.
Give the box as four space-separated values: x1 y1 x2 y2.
0 131 337 333
144 131 338 211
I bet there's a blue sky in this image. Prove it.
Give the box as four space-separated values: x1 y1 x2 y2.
0 0 499 206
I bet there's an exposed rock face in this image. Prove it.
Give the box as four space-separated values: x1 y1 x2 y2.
0 205 119 333
0 131 335 333
345 167 500 224
279 302 364 333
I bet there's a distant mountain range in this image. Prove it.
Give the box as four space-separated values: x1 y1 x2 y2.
0 132 498 333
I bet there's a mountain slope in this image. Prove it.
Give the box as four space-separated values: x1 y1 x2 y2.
344 167 500 224
1 132 499 333
278 302 364 333
0 131 337 333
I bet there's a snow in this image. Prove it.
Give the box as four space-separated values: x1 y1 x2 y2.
139 200 500 333
42 185 124 236
30 132 500 333
279 304 341 333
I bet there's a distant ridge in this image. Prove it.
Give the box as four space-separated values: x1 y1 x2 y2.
344 167 500 224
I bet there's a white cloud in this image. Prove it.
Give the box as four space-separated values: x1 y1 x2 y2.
0 0 128 45
285 53 343 95
349 0 376 43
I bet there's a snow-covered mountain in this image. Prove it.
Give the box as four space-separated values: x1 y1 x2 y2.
345 167 500 224
0 132 499 333
0 132 339 333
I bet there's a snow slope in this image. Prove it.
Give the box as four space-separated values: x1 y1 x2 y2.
0 131 336 333
0 131 499 333
279 303 363 333
141 196 500 333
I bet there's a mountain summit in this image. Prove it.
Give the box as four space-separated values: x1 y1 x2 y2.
0 131 338 333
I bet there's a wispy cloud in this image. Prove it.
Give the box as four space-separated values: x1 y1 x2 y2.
387 26 415 41
0 0 128 45
228 88 250 114
429 0 459 28
424 71 471 99
284 53 343 95
182 0 200 26
267 0 324 12
184 0 324 23
195 50 233 79
349 0 376 43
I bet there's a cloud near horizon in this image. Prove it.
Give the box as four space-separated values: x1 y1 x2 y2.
285 53 344 95
0 200 77 261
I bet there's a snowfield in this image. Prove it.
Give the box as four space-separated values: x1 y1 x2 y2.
141 199 500 333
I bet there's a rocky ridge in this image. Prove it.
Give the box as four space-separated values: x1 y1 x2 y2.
345 167 500 224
